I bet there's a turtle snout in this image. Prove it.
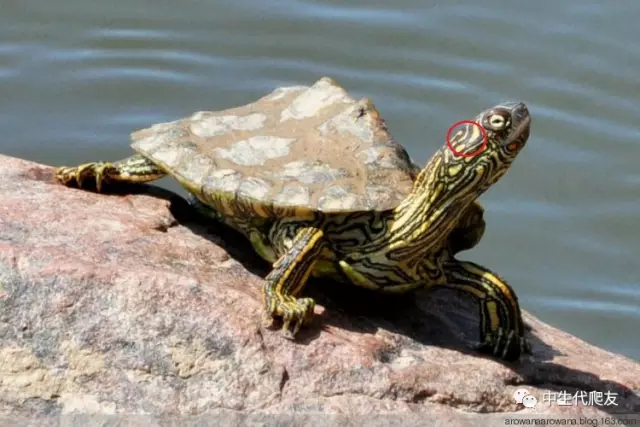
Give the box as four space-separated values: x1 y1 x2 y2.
503 101 531 139
499 101 529 122
512 102 529 123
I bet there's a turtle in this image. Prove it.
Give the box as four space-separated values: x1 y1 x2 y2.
55 77 532 361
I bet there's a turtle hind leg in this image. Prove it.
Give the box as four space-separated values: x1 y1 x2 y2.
56 153 166 192
263 226 326 338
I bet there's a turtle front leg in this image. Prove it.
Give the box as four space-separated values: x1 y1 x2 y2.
447 201 486 255
56 153 166 192
442 260 530 361
263 226 327 338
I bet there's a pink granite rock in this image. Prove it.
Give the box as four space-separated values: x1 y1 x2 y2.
0 154 638 425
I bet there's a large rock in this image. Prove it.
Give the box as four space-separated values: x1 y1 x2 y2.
0 154 638 426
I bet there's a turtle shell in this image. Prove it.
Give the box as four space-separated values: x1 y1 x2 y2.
131 77 420 216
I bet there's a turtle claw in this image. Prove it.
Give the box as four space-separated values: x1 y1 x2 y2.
55 162 117 192
270 296 315 339
281 327 296 340
477 328 529 362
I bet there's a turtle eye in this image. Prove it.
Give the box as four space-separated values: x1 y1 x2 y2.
490 115 505 128
483 109 511 131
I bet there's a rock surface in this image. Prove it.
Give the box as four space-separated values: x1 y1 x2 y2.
0 154 638 426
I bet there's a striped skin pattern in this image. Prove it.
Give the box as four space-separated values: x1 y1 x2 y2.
55 78 531 361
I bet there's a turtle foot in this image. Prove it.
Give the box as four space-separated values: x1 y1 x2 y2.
55 162 117 192
266 295 316 339
477 328 530 362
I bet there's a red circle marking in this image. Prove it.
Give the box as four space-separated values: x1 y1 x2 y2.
446 120 488 158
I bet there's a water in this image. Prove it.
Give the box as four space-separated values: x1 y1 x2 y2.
1 0 638 360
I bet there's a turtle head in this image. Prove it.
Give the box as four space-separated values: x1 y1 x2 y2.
393 102 531 234
440 101 531 197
